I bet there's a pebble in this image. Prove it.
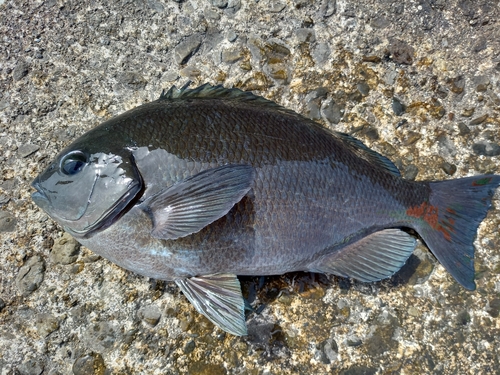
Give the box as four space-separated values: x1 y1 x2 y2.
268 2 286 13
469 114 488 126
50 232 80 265
0 297 5 312
72 353 106 375
357 82 370 96
83 322 121 353
15 255 46 296
316 337 338 364
322 100 344 124
183 339 196 354
461 108 475 117
226 30 237 42
312 42 331 65
0 211 17 232
13 61 30 81
472 75 489 92
392 97 405 115
116 72 147 90
403 164 419 181
440 161 457 175
17 358 45 375
138 304 162 326
472 142 500 157
387 39 414 65
295 28 315 43
210 0 227 8
457 122 471 135
487 298 500 318
221 48 243 63
448 75 465 94
34 313 60 337
320 0 336 17
175 34 203 65
18 144 40 158
224 0 241 15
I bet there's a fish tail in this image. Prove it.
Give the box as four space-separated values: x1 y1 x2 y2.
408 175 500 290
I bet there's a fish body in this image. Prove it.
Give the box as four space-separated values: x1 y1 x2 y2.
32 84 500 335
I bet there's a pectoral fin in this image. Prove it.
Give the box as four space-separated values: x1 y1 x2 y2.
143 164 254 240
312 229 416 282
176 273 247 336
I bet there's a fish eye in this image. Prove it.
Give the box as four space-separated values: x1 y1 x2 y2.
60 151 88 175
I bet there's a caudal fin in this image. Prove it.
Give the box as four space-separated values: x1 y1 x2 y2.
410 175 500 290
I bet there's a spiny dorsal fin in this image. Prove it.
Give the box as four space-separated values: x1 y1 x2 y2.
159 82 282 109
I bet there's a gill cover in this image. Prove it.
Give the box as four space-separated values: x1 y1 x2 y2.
32 148 142 237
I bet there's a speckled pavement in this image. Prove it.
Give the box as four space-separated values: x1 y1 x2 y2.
1 1 499 374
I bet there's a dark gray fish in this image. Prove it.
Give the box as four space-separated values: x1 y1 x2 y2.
32 84 500 335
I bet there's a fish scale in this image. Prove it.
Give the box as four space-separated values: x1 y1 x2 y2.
32 83 500 336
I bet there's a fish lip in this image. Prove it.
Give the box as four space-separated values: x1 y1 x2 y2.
31 178 49 203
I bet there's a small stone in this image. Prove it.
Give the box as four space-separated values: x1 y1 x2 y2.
456 310 471 325
18 144 40 158
226 30 237 42
472 142 500 157
357 82 370 96
16 255 46 296
316 338 338 364
116 72 147 90
461 108 475 117
50 232 80 265
472 75 490 92
269 2 286 13
184 340 196 354
362 55 381 63
448 75 465 94
13 61 30 81
210 0 227 8
457 122 470 135
312 42 331 65
408 306 420 317
487 298 500 318
404 164 419 180
469 114 488 126
204 7 220 20
0 211 17 232
322 100 344 124
387 39 414 65
35 313 60 337
174 34 203 65
403 131 421 146
295 28 315 43
17 358 44 375
0 298 5 312
320 0 336 17
392 97 405 116
138 304 161 326
440 162 457 175
221 48 243 63
224 0 241 15
72 353 106 375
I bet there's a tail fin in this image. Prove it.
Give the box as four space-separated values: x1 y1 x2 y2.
409 175 500 290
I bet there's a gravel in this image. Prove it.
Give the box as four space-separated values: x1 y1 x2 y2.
1 0 499 373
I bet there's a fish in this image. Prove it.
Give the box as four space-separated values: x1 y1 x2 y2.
31 83 500 336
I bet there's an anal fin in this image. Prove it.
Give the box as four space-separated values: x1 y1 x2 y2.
312 229 416 283
176 273 247 336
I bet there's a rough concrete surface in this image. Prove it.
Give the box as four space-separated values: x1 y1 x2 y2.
1 0 500 374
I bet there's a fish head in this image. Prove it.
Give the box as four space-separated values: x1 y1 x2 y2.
32 144 143 238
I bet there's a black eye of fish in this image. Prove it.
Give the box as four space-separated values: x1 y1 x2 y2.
61 151 87 175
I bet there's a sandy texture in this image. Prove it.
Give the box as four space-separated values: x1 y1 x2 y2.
1 0 499 374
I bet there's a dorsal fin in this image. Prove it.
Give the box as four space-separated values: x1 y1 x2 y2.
158 82 282 109
336 132 401 176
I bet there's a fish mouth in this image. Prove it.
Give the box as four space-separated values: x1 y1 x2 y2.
31 178 50 207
